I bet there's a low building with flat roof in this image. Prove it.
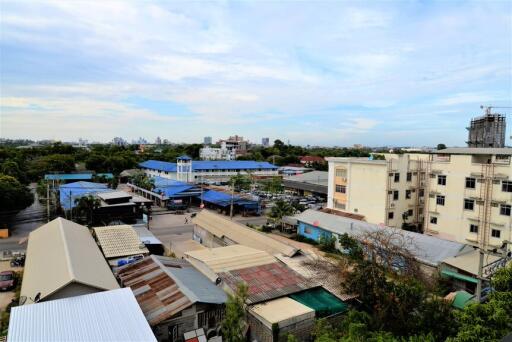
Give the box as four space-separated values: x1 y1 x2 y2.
248 297 315 342
8 288 156 342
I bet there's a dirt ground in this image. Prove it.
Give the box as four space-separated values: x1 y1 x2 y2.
0 261 21 311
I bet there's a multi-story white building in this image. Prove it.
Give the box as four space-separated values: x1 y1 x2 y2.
326 154 428 229
199 146 236 161
424 148 512 249
217 135 248 158
139 156 278 183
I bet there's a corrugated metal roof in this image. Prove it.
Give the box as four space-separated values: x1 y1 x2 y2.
295 210 469 266
96 191 133 201
117 256 226 326
139 160 278 172
21 218 120 303
283 171 328 186
93 225 149 259
434 147 512 155
45 173 114 180
59 181 111 210
185 245 277 273
442 250 500 276
193 210 298 257
152 176 198 197
219 262 317 305
8 288 156 342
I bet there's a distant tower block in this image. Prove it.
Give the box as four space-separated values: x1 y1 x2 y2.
467 107 506 148
176 155 193 183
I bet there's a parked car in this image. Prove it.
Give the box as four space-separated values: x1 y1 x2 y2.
0 271 16 291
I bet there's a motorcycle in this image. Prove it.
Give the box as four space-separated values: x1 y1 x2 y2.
10 255 25 267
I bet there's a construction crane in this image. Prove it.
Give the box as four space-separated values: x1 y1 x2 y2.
480 105 512 116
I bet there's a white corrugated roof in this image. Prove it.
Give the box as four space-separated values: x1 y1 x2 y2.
93 225 149 259
192 210 299 257
185 245 276 273
8 288 156 342
20 218 119 303
133 226 163 245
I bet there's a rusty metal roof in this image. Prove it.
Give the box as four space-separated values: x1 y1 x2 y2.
116 256 226 326
219 262 317 305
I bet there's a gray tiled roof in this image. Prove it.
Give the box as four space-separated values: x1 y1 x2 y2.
295 210 470 266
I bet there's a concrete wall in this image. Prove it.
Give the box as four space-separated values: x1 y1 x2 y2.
154 303 224 342
425 153 512 248
247 311 314 342
297 222 332 242
44 282 103 302
327 155 427 229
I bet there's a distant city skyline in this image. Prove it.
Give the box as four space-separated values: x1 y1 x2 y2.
1 1 511 146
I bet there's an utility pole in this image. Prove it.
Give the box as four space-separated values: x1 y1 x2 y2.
230 178 234 219
476 249 484 302
46 183 50 222
476 240 511 302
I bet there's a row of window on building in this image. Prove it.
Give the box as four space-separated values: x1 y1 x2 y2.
435 174 512 192
433 194 511 215
429 216 502 239
389 171 424 183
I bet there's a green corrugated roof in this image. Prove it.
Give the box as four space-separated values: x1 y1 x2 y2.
289 288 348 317
441 270 478 284
452 291 476 310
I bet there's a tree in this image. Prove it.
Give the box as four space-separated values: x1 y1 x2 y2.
267 200 295 230
0 174 34 213
450 263 512 341
73 195 101 226
230 173 251 192
131 173 154 191
221 283 248 342
262 176 283 194
437 143 446 150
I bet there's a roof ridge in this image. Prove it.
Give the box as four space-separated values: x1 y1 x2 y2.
57 218 76 282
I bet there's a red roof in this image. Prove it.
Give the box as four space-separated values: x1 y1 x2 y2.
219 262 316 304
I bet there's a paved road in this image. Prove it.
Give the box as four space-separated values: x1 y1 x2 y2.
0 184 46 252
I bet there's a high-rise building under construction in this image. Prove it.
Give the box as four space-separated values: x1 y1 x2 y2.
467 107 506 148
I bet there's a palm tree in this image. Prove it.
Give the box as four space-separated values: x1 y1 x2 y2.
74 195 101 226
267 200 295 231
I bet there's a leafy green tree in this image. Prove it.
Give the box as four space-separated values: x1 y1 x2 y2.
28 154 75 180
0 174 34 213
131 174 154 191
73 195 101 226
262 176 283 193
450 263 512 341
267 200 295 230
437 143 447 150
1 160 23 181
230 173 251 192
221 283 248 342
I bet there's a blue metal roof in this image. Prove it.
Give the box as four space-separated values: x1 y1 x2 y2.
139 160 277 172
59 182 111 210
177 155 192 161
152 176 197 197
45 173 114 180
201 190 237 206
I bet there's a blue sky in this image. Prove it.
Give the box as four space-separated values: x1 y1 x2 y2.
0 1 511 146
